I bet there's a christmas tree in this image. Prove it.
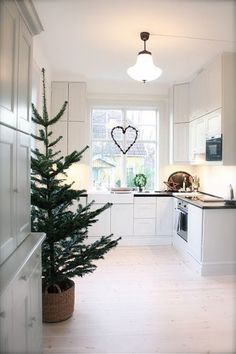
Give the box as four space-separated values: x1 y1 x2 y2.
31 69 120 292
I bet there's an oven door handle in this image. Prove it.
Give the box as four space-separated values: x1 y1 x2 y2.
175 209 181 232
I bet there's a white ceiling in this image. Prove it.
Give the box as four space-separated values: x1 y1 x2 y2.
33 0 236 89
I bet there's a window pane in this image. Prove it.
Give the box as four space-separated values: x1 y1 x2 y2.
126 143 156 190
91 141 122 189
127 110 156 125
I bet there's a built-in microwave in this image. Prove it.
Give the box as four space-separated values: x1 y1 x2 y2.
206 135 222 161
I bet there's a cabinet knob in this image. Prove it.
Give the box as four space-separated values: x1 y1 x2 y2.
13 188 18 193
20 275 27 281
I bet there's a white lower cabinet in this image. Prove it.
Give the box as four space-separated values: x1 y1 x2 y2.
111 204 133 237
0 233 44 354
87 195 174 245
87 203 111 238
173 198 236 275
187 204 202 262
156 197 173 236
0 285 13 353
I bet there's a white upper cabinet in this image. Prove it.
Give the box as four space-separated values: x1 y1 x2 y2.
169 83 190 164
206 55 222 113
0 0 19 128
51 82 88 158
68 82 86 122
173 123 189 163
51 82 68 121
17 17 32 133
205 109 221 139
0 125 17 264
16 132 31 246
0 0 33 133
190 69 208 120
173 83 189 123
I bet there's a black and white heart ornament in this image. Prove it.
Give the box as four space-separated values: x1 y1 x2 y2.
111 125 138 154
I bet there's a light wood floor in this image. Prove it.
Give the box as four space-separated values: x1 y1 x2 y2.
43 246 236 354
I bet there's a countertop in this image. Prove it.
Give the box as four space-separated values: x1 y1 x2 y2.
173 194 236 209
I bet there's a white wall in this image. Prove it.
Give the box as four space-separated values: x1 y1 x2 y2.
194 165 236 199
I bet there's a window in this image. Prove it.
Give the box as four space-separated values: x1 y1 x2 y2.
91 108 158 190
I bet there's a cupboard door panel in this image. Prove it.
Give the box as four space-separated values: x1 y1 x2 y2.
173 123 189 163
16 132 31 245
0 0 19 127
12 272 29 353
87 204 111 238
0 125 16 264
0 285 13 354
17 18 32 133
51 82 68 121
68 82 86 122
134 218 155 236
156 197 173 236
111 204 133 237
173 83 189 123
51 121 68 157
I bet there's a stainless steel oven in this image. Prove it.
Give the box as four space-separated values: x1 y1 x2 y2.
176 200 188 242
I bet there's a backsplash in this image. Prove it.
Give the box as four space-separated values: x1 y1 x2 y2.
194 165 236 199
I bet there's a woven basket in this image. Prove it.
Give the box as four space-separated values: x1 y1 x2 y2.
42 279 75 323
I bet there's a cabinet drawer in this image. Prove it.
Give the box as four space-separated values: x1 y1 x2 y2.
134 219 156 236
134 197 156 204
134 204 156 218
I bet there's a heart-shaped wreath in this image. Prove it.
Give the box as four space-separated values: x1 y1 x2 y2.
111 125 138 154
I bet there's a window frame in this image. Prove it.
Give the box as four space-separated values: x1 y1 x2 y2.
89 105 159 190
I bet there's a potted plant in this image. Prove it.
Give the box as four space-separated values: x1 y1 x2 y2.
31 69 120 322
133 173 147 192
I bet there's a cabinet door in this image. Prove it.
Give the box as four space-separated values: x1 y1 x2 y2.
205 109 221 139
87 203 111 237
12 270 29 353
0 285 13 354
173 83 189 123
0 0 19 127
16 132 31 245
188 204 202 262
156 197 173 236
189 120 195 161
206 55 222 113
68 82 87 122
195 117 206 154
28 261 43 354
68 121 87 154
0 125 17 264
52 121 68 156
190 70 207 120
110 204 133 237
51 82 68 121
173 123 189 163
17 18 32 133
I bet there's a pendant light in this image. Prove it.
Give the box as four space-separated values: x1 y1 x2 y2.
127 32 162 83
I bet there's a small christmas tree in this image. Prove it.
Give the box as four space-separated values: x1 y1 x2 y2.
31 69 120 293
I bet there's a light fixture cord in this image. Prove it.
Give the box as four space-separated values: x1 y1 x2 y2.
151 32 236 43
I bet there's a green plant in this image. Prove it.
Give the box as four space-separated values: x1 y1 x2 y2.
133 173 147 190
31 69 120 292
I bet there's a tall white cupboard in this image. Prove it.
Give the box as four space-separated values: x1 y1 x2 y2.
0 1 45 353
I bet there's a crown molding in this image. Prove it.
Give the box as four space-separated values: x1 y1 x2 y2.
15 0 43 35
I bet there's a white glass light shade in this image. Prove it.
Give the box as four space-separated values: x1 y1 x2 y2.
127 52 162 82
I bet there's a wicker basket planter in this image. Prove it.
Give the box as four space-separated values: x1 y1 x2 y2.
42 279 75 323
